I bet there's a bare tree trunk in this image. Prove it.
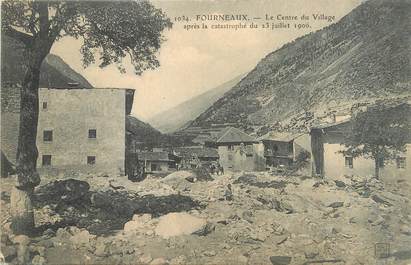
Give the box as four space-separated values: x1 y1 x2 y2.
11 59 43 235
374 158 380 179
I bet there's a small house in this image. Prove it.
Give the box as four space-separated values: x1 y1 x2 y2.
137 151 178 173
259 131 311 169
213 127 265 172
173 146 219 169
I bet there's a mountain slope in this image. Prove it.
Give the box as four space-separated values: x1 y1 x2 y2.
1 35 93 88
148 74 245 133
127 116 165 146
189 0 410 131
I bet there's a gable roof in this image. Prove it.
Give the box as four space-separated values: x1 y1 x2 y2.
215 127 256 143
174 147 219 159
259 131 304 142
137 152 174 162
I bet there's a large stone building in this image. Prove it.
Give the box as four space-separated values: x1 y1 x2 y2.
36 87 134 176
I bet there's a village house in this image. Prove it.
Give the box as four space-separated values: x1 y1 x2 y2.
210 127 266 172
258 131 311 170
137 151 178 173
311 102 411 179
36 87 135 176
172 146 219 169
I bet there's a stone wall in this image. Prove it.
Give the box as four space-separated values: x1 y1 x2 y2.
36 88 127 176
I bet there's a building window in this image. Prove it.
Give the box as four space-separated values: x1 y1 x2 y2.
42 155 52 166
272 145 279 152
246 153 253 157
87 156 96 165
345 156 353 168
88 129 97 139
397 157 406 169
42 102 48 110
227 145 234 151
228 154 233 161
43 130 53 142
151 164 158 171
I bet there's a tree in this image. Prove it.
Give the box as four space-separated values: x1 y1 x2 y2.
341 103 410 179
1 0 171 235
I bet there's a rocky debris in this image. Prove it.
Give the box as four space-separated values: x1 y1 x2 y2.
192 222 215 236
150 257 169 265
302 259 345 264
124 214 153 233
272 199 295 213
371 194 392 206
35 205 63 226
31 255 46 265
1 191 10 202
203 250 216 257
139 253 153 264
234 174 288 189
327 202 344 208
0 165 409 265
34 178 90 203
191 167 213 182
155 212 207 239
269 256 292 265
400 224 411 235
334 180 346 188
1 245 17 262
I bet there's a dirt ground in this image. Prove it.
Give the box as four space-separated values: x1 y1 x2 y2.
1 170 411 265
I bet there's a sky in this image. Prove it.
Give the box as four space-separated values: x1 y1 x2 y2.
51 0 362 121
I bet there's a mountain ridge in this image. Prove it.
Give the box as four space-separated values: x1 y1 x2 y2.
188 0 410 132
148 74 246 133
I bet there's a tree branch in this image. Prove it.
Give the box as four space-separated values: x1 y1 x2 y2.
2 26 33 46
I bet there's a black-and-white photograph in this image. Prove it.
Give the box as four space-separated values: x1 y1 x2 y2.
0 0 410 264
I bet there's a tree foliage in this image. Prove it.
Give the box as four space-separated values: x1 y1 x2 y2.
1 0 172 74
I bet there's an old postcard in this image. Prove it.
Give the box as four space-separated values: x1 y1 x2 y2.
1 0 410 264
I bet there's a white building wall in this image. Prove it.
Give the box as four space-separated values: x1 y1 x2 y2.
324 143 411 179
36 88 126 176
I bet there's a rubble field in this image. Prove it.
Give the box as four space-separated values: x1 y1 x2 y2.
1 170 410 265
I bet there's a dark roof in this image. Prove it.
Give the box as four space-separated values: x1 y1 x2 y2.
192 134 215 145
311 119 350 130
215 127 256 143
137 152 174 162
174 147 219 159
259 131 303 142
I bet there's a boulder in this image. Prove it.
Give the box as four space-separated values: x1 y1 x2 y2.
192 222 215 236
31 255 46 265
1 245 17 262
334 180 346 188
269 256 292 265
70 229 95 249
139 254 153 264
155 212 207 239
124 214 153 232
327 202 344 208
150 258 169 265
